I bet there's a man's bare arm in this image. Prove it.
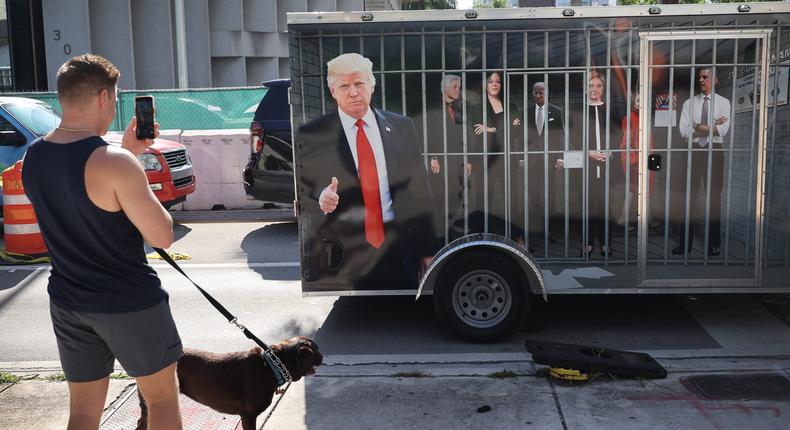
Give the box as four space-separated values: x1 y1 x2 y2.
110 150 174 248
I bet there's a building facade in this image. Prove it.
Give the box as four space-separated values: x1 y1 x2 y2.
3 0 400 92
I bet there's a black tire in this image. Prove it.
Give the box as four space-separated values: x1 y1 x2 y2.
433 250 532 342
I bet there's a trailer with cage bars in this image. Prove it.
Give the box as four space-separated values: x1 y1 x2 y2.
288 4 790 340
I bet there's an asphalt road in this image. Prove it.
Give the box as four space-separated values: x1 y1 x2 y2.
2 215 790 367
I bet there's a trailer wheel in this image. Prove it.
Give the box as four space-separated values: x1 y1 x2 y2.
433 250 531 341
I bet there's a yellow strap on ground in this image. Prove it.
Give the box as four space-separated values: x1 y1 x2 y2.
146 251 191 261
549 367 589 382
0 250 50 265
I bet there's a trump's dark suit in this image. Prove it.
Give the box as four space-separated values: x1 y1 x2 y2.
297 108 436 292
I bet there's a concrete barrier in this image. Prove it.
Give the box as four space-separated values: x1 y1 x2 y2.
104 129 267 211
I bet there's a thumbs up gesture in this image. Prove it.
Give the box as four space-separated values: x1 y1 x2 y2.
319 177 340 215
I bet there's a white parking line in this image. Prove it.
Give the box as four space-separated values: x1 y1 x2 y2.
149 262 300 269
0 262 301 272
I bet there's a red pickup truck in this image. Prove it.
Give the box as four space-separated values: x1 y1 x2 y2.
103 134 196 209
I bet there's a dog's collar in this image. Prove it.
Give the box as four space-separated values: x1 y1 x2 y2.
260 348 292 387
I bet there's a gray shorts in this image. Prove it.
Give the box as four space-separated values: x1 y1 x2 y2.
50 300 183 382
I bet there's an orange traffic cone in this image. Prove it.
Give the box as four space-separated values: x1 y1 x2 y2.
2 160 48 256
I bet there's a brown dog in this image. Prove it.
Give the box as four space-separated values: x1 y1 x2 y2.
136 336 322 430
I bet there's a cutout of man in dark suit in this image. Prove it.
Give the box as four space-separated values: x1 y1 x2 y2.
297 53 435 291
515 81 565 250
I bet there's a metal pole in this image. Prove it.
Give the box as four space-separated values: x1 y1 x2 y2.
174 0 188 88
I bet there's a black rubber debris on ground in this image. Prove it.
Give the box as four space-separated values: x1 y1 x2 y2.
477 405 492 413
525 340 667 379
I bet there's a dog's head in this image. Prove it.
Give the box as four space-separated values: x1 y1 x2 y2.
270 336 323 381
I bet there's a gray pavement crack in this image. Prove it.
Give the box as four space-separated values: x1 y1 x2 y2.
548 379 569 430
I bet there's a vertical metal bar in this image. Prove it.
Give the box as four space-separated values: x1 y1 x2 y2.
483 31 489 233
544 31 549 69
462 29 469 235
682 41 697 261
564 70 570 259
524 33 530 251
765 28 781 267
603 30 612 263
504 32 510 239
401 32 406 115
442 31 449 244
621 35 636 266
421 32 429 178
662 43 675 261
638 34 651 284
702 42 718 262
563 31 570 259
300 36 307 123
744 38 759 266
754 31 771 286
524 73 530 250
583 31 590 259
543 31 550 256
724 39 739 265
505 72 511 239
380 33 386 110
319 34 327 115
544 71 550 257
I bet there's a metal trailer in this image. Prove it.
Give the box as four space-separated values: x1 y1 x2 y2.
288 3 790 340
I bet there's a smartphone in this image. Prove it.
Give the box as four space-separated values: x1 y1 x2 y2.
135 96 156 140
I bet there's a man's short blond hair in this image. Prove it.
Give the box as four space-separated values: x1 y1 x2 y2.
326 53 376 89
56 54 120 105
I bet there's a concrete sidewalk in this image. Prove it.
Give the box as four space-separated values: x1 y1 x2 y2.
3 356 790 430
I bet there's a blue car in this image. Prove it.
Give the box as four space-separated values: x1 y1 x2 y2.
0 97 62 208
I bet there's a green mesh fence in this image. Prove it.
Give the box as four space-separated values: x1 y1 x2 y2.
4 86 267 132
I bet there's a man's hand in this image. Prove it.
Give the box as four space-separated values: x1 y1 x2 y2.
466 162 472 176
512 118 521 127
715 116 727 125
588 150 607 162
121 117 158 156
319 177 340 215
420 256 434 275
555 158 564 169
473 124 495 135
431 158 441 174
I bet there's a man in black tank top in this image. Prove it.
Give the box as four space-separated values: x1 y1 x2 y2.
21 54 183 429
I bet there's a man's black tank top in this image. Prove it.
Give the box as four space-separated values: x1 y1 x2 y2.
22 136 166 313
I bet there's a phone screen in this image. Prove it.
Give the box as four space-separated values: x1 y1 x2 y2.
135 96 155 139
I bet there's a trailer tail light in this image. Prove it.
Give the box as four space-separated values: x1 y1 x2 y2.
250 121 264 153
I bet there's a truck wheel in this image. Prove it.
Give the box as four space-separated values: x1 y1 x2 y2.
433 250 531 341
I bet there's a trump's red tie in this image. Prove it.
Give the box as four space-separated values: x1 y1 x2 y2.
355 119 385 248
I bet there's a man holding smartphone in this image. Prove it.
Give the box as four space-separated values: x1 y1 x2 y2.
22 54 182 429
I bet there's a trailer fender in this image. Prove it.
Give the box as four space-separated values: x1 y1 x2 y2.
417 233 546 301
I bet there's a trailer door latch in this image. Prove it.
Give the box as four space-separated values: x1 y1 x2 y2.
648 154 662 172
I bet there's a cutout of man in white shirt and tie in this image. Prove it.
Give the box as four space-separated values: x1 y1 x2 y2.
674 67 731 256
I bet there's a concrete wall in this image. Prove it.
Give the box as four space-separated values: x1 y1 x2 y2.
131 0 176 89
41 0 91 89
184 0 212 88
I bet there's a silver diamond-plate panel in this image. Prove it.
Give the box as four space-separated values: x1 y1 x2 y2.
100 384 241 430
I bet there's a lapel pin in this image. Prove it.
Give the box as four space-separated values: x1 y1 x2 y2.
385 126 391 132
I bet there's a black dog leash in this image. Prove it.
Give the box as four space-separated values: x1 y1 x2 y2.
153 247 291 387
